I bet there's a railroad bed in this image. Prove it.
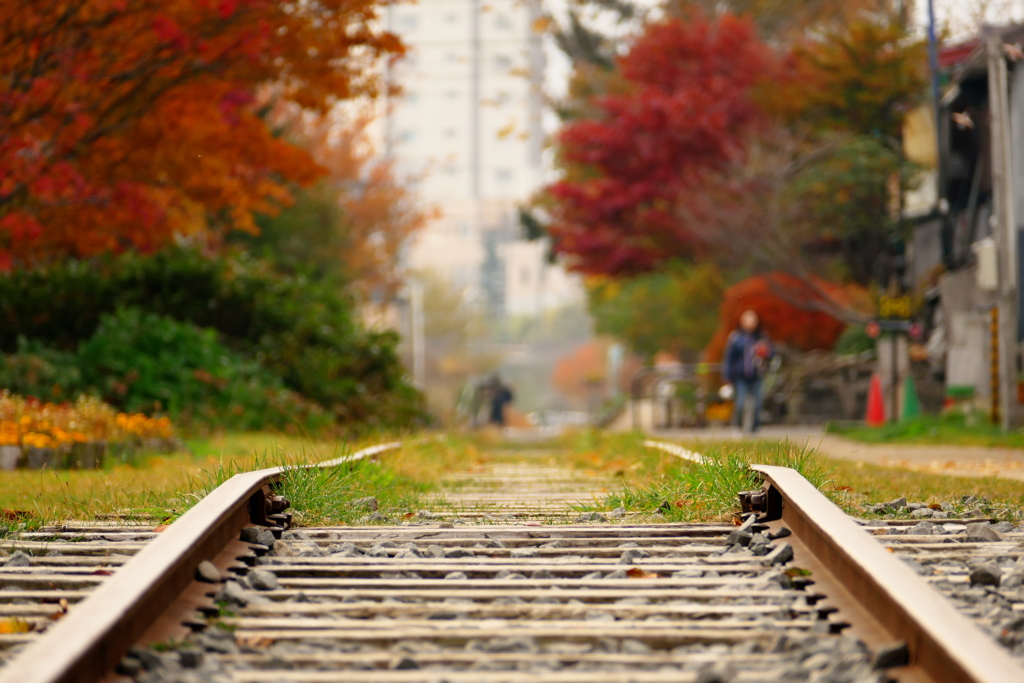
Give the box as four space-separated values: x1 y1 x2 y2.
0 442 1023 683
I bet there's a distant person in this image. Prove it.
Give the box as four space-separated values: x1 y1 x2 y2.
487 375 514 427
723 310 773 433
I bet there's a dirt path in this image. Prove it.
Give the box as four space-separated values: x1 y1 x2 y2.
656 426 1024 481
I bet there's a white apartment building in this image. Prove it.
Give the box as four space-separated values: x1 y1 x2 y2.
386 0 581 316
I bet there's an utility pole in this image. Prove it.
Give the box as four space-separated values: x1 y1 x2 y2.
410 280 425 389
470 0 481 203
987 38 1019 431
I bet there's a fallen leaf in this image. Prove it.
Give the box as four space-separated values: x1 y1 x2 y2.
626 567 660 579
0 509 32 521
928 503 942 510
784 567 812 577
90 569 113 576
153 524 170 533
49 599 69 621
237 635 275 648
402 512 415 520
0 617 32 634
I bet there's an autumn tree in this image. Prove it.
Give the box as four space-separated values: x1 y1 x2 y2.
235 109 433 305
546 13 771 277
552 340 608 408
537 5 926 325
587 262 724 361
702 273 869 362
0 0 403 268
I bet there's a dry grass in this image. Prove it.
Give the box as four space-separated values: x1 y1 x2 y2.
557 430 1024 521
9 428 1019 530
827 458 1024 513
0 433 347 526
0 433 478 529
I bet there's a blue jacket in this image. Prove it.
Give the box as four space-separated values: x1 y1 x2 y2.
723 330 772 383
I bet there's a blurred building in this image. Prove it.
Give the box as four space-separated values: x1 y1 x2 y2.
905 24 1024 427
385 0 580 317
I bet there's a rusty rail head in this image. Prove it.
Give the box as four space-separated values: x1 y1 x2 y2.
0 441 402 683
751 464 1024 683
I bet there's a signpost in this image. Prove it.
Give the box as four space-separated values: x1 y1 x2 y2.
867 296 920 422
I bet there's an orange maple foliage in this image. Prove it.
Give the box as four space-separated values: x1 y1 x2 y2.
0 0 403 268
294 109 436 305
553 341 608 404
704 273 868 362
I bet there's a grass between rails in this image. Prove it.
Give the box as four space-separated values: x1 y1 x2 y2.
830 414 1024 449
0 432 477 532
559 430 1024 522
560 431 834 522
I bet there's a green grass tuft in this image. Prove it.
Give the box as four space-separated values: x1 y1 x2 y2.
583 439 836 522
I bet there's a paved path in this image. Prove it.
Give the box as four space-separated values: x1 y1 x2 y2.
656 426 1024 481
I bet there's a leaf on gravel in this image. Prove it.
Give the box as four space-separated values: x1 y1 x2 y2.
626 567 660 579
90 569 113 576
928 503 942 510
0 617 32 634
784 567 812 577
49 599 69 621
153 524 169 533
237 635 275 648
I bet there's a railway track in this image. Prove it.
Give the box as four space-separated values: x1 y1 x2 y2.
0 439 1022 682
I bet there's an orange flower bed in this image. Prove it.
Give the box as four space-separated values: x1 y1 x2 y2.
0 392 173 450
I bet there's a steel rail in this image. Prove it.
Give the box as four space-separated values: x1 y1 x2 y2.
751 464 1024 683
644 438 1024 683
0 441 401 683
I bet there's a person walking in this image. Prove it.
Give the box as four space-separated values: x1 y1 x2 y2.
723 310 773 433
487 375 514 428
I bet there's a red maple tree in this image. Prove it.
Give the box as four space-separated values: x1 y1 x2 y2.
546 13 772 277
0 0 403 268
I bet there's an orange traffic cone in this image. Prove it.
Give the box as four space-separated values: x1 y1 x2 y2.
866 373 886 427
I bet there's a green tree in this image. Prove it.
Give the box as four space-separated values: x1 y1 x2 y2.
588 263 725 361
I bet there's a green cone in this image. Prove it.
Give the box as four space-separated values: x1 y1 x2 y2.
901 375 921 421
